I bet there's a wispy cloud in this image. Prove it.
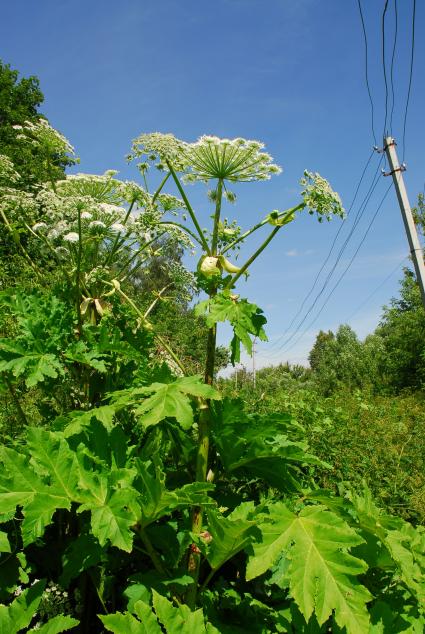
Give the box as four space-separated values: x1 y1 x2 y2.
285 249 298 257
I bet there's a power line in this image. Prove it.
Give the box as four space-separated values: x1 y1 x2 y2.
264 156 384 357
276 182 393 358
357 0 377 145
389 0 398 132
345 255 407 322
267 150 375 351
381 0 390 136
402 0 416 161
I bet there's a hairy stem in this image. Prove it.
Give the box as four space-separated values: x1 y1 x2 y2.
75 205 83 335
5 376 28 427
186 182 223 607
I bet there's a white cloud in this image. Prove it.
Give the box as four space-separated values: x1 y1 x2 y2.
285 249 298 257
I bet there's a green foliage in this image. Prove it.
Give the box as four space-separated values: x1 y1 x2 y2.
1 119 423 632
247 503 372 633
0 580 78 633
101 590 219 633
110 375 220 429
195 293 267 364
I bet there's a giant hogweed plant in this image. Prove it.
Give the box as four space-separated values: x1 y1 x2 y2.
0 131 424 633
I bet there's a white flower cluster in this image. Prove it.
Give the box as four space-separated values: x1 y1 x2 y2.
0 187 39 224
130 132 190 172
12 119 75 159
0 154 20 185
185 136 282 183
300 171 345 222
55 171 127 205
129 132 282 184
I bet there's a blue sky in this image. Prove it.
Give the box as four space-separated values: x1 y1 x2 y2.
2 0 424 367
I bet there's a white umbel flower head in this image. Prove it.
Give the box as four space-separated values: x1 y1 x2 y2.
300 171 345 222
89 220 106 229
63 232 79 242
80 211 92 219
32 222 48 232
130 132 191 172
185 136 282 183
110 222 126 233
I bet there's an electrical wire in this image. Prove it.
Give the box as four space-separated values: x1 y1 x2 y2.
266 150 375 351
344 255 407 322
382 0 390 137
402 0 416 161
264 155 384 356
389 0 398 132
357 0 377 145
276 182 393 358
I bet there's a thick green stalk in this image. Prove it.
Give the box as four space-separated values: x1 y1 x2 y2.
186 180 223 607
5 376 28 427
211 179 223 254
75 205 83 335
152 171 171 203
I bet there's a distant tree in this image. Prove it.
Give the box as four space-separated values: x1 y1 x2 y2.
309 325 365 394
0 59 75 188
376 268 425 391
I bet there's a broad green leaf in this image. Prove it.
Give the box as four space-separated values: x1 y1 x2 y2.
78 480 140 552
0 446 71 545
64 341 107 373
205 503 261 571
60 533 103 587
27 614 79 633
247 503 372 634
99 611 148 634
195 294 267 364
63 406 116 436
0 532 10 553
213 405 326 492
0 341 63 387
152 590 215 633
0 579 45 634
135 460 214 528
124 573 194 612
111 376 220 429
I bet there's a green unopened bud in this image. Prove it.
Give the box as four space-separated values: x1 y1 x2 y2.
198 255 220 277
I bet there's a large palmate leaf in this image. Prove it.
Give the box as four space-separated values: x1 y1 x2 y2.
309 487 425 604
100 591 219 633
27 615 80 634
0 445 73 545
204 502 261 572
0 579 78 634
110 376 220 429
135 460 214 528
78 484 140 553
213 402 326 492
246 502 372 634
0 341 64 387
195 293 267 364
0 427 140 552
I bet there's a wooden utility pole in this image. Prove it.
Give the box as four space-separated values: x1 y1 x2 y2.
384 137 425 309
